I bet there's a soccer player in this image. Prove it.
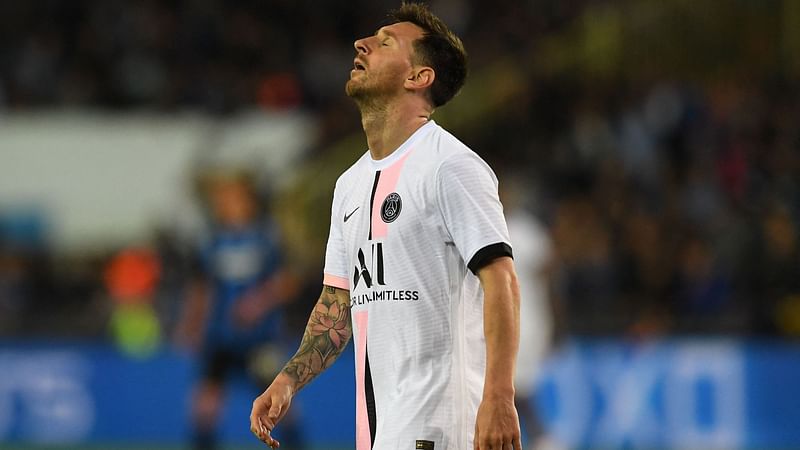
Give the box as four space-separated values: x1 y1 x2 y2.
501 177 562 450
177 170 303 450
250 3 522 449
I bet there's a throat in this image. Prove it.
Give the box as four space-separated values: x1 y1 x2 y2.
362 112 430 161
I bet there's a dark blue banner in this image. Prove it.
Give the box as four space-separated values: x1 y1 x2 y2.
0 339 797 449
533 340 800 449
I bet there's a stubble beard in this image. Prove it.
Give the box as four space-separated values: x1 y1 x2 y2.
345 74 380 102
345 77 366 101
346 78 381 114
345 74 401 116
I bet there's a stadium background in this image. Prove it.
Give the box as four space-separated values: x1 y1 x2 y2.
1 0 799 449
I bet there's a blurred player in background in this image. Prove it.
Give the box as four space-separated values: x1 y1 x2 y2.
251 3 522 449
175 169 303 450
501 177 564 450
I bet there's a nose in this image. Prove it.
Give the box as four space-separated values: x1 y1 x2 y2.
354 37 369 55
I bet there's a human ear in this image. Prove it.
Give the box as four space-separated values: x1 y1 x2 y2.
404 67 435 91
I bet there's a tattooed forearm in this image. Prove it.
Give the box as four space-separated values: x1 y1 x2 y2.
282 286 352 390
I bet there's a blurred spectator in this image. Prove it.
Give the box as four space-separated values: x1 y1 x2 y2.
747 205 800 335
550 193 618 333
616 209 674 337
671 234 734 331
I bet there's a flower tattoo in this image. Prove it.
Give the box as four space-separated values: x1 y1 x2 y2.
282 287 352 388
310 301 349 348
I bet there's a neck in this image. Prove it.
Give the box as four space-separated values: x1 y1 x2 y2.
358 96 432 160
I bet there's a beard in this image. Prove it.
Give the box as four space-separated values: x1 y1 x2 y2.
345 76 369 100
345 68 403 107
345 74 383 102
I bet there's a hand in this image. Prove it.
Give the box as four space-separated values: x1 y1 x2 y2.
250 374 295 448
474 394 522 450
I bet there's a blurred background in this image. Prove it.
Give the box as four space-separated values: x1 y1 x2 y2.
1 0 799 449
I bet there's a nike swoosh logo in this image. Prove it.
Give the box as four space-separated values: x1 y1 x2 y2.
344 207 360 222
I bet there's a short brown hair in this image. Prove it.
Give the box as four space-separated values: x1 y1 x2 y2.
389 3 467 107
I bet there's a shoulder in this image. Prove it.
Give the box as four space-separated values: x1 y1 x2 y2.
436 149 497 188
423 122 472 161
333 151 371 192
415 122 494 178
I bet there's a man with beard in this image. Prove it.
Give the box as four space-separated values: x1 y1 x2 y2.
251 4 522 449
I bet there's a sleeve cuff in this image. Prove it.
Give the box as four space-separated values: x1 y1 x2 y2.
323 273 350 290
467 242 513 274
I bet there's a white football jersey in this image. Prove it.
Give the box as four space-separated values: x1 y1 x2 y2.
323 120 512 450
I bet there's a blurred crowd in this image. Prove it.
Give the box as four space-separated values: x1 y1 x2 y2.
1 0 799 345
481 78 800 337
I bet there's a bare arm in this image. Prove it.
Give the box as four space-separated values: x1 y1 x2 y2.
474 256 522 450
479 256 520 395
281 285 352 390
250 285 351 448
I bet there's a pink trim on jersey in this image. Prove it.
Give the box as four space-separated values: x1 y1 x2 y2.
323 273 349 290
354 311 371 450
371 151 411 239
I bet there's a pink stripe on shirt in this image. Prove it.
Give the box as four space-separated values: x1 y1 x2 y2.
371 152 411 239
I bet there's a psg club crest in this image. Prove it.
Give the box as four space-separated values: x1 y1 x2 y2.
380 192 402 223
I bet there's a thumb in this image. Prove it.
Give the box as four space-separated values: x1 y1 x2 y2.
268 401 283 422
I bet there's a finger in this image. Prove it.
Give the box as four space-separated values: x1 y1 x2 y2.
252 412 268 442
259 416 272 434
266 431 281 448
250 410 263 440
266 432 281 449
259 421 268 438
504 432 519 450
473 424 480 450
491 435 503 450
251 398 271 438
260 418 280 448
513 433 522 450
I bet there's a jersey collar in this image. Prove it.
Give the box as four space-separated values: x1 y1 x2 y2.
369 120 436 170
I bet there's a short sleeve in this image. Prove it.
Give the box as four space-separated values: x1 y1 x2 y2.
323 180 350 289
436 152 513 274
